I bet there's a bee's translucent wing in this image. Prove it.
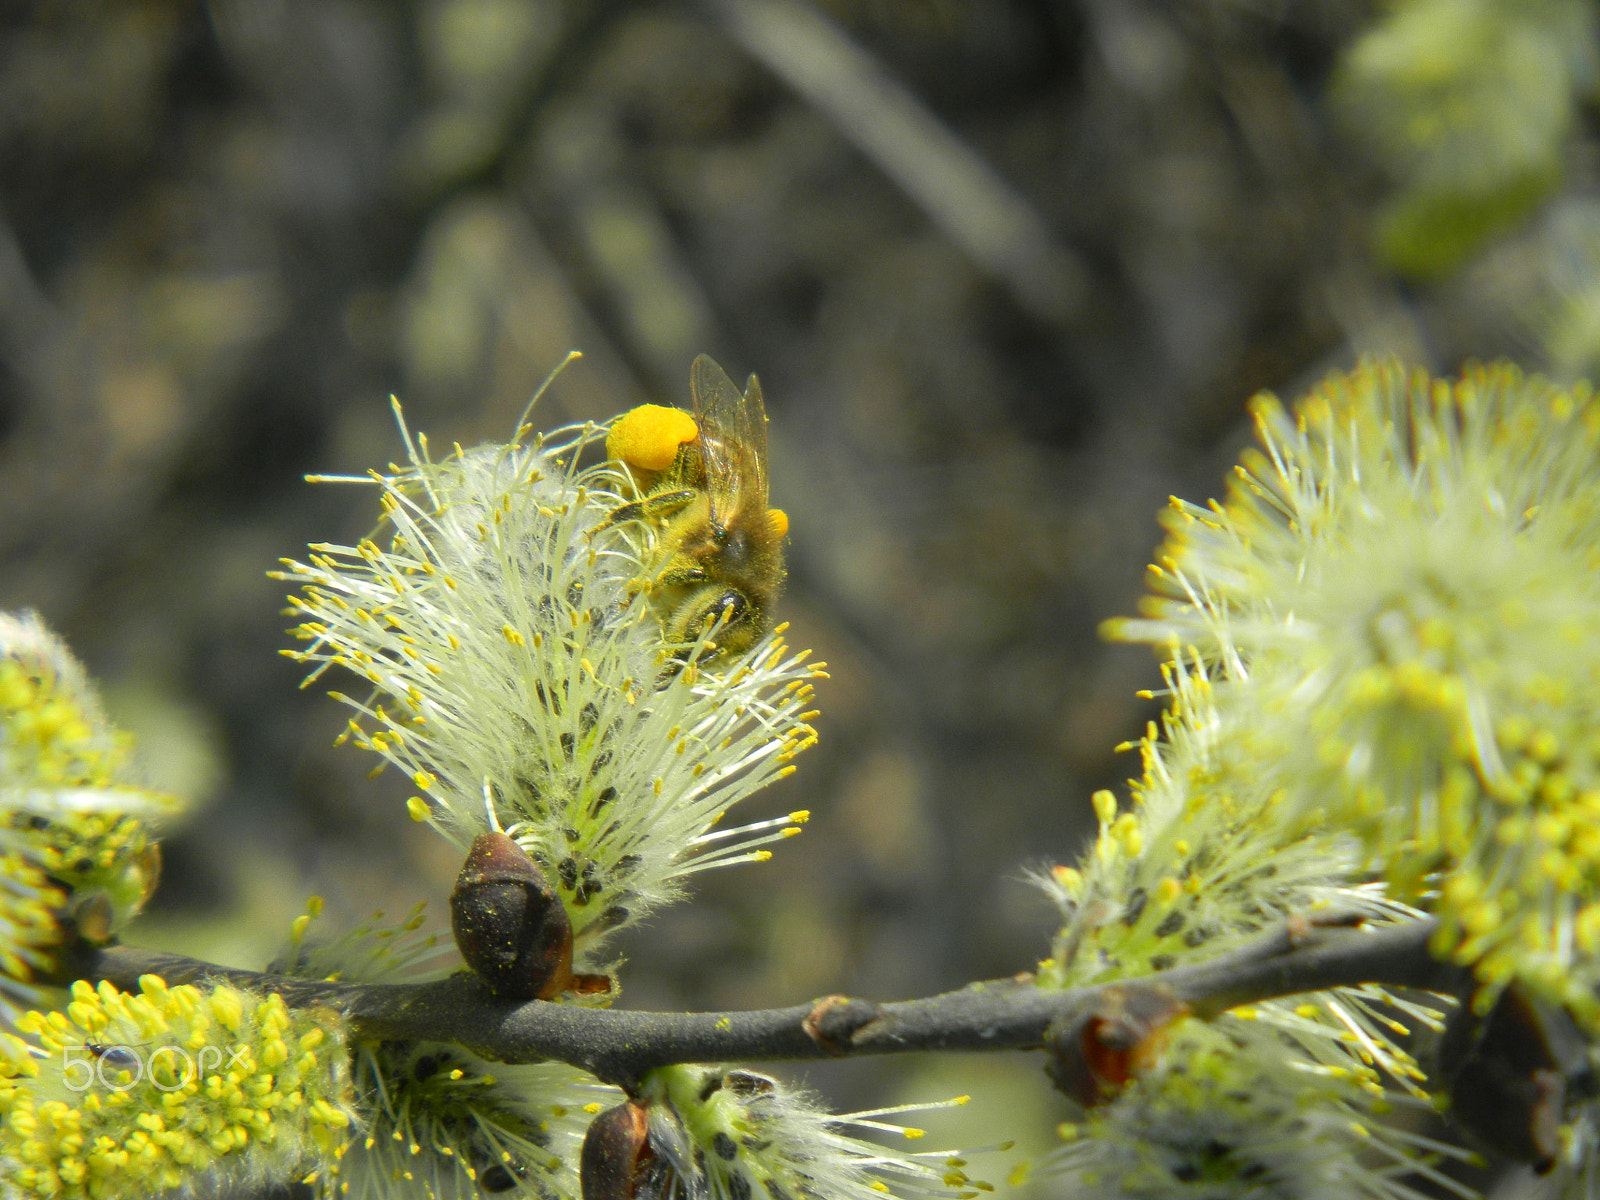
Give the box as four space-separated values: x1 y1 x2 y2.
689 354 768 519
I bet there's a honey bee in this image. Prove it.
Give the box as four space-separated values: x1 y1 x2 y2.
606 355 788 661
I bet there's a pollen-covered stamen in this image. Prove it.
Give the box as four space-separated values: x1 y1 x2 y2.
688 810 809 848
675 813 808 874
0 613 181 1012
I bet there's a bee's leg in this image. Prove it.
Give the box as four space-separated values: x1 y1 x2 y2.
651 563 710 588
625 561 706 601
596 489 698 532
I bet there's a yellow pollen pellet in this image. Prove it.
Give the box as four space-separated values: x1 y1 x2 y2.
607 405 699 472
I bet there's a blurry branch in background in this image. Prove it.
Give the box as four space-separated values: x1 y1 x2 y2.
702 0 1087 327
0 213 56 390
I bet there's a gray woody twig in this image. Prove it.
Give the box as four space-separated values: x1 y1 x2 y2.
64 915 1462 1091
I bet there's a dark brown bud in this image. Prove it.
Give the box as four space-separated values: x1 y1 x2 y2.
450 831 577 1000
801 994 883 1054
1434 982 1591 1173
581 1100 654 1200
1044 983 1188 1108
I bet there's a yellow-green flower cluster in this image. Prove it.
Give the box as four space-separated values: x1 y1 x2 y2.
0 976 353 1199
1036 1016 1469 1200
0 612 177 1021
277 900 613 1200
635 1064 984 1200
276 395 821 966
1037 654 1412 991
0 613 135 815
1031 652 1446 1196
1543 201 1600 386
1109 361 1600 1023
339 1040 599 1200
0 851 63 1028
6 813 162 948
1335 0 1595 275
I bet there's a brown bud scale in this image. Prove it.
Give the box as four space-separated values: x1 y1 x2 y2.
450 831 576 1000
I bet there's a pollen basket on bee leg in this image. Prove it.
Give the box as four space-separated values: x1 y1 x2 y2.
608 406 699 473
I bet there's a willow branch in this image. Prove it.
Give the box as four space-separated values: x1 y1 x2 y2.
63 914 1463 1090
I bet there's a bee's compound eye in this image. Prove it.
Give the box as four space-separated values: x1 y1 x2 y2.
702 590 749 630
663 586 762 663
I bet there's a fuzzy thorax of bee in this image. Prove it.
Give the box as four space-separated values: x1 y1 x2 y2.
605 357 789 661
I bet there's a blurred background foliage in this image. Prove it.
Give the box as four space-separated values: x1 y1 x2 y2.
2 0 1598 1157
